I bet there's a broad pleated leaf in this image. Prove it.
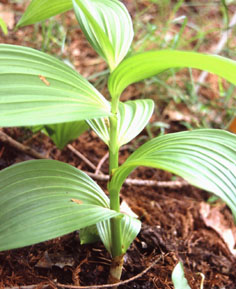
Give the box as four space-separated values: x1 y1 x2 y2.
0 44 110 127
172 262 191 289
87 99 154 147
43 121 89 149
73 0 133 71
108 50 236 99
96 215 141 255
17 0 73 27
109 129 236 219
0 160 120 251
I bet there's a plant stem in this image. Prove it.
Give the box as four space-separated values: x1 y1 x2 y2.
108 98 124 283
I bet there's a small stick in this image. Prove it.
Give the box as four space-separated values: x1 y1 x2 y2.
85 171 188 188
0 130 188 188
67 144 97 171
95 152 108 175
95 145 131 175
57 255 161 288
4 256 161 289
0 131 47 159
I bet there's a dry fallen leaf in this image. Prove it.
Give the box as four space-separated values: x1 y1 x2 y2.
71 198 83 205
200 202 236 256
36 250 75 269
163 101 198 123
39 75 50 86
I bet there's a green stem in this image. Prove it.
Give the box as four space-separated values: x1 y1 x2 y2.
108 98 123 259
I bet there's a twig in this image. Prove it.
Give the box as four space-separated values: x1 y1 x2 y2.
4 255 161 289
85 171 188 188
0 131 47 159
0 130 188 188
67 144 97 171
56 255 161 288
95 145 131 175
195 11 236 94
95 152 108 175
5 256 162 289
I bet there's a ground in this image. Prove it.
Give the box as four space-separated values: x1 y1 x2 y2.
0 1 236 288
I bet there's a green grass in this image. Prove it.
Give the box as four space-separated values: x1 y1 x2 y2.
131 0 236 132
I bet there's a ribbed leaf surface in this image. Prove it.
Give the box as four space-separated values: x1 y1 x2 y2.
73 0 133 71
43 121 88 149
0 160 119 251
87 99 154 147
108 50 236 99
117 99 154 146
87 117 110 145
17 0 73 27
96 215 141 255
0 44 110 127
109 129 236 219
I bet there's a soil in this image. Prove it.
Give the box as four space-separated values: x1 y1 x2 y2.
1 1 236 288
1 128 236 289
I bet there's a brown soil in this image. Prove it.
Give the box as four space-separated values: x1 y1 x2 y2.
1 128 236 289
1 1 236 288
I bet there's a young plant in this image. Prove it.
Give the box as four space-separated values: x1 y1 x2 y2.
0 0 236 284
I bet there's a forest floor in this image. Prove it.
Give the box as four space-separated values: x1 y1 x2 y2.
0 0 236 288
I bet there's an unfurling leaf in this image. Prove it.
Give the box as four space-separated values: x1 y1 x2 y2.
73 0 133 71
88 99 154 147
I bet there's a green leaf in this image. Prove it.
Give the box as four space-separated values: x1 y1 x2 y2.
79 225 100 245
73 0 133 71
172 262 191 289
87 117 110 146
117 99 154 146
87 99 154 147
121 215 141 253
109 129 236 220
0 44 110 127
0 160 120 251
0 17 8 35
96 215 141 255
17 0 73 27
43 121 89 149
108 50 236 99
